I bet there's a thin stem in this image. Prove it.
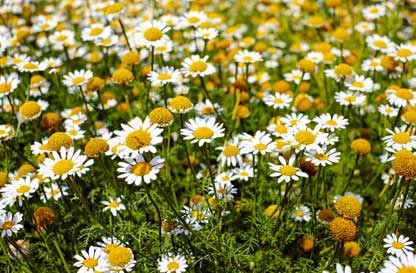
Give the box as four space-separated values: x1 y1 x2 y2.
144 184 162 245
119 19 132 51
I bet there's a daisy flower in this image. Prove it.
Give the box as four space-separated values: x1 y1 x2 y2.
136 20 170 48
233 165 254 181
117 155 164 186
0 176 39 206
344 75 374 92
182 11 208 28
313 113 349 132
39 147 93 180
74 246 108 273
63 70 93 89
304 146 341 166
390 43 416 63
41 183 69 202
362 4 386 20
0 74 20 98
195 28 218 41
334 91 366 107
81 23 112 42
16 60 47 73
394 194 414 210
291 206 311 222
284 125 327 151
158 254 188 273
361 58 383 72
181 55 216 78
194 99 223 118
263 93 292 109
101 197 126 216
113 117 163 158
284 69 310 84
384 233 414 257
386 87 416 108
216 138 243 167
269 155 308 183
0 212 23 237
234 50 263 64
280 113 311 128
180 117 225 147
240 131 274 155
147 66 182 87
208 181 237 201
379 104 399 117
383 126 416 151
380 252 416 273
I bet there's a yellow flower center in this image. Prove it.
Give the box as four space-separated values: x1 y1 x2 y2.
125 130 151 150
279 165 297 176
243 56 253 62
218 188 228 194
334 64 352 76
352 82 364 88
397 48 412 58
72 76 85 85
144 27 163 41
2 221 15 230
192 210 205 220
52 159 74 175
295 130 316 145
254 143 267 151
157 73 171 81
189 60 208 72
201 106 215 115
109 201 119 208
273 98 284 104
89 27 103 36
56 35 67 42
392 132 411 144
326 120 337 126
20 101 41 118
240 171 249 176
398 266 416 273
83 258 98 268
16 185 31 193
315 153 329 161
295 210 305 217
104 243 118 253
373 40 387 49
392 241 404 249
344 96 356 103
108 247 132 268
396 89 413 100
188 16 200 24
0 83 12 93
131 162 152 176
24 62 39 70
223 145 240 157
104 3 124 14
193 127 214 139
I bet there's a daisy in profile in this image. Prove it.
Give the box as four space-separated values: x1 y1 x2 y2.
63 70 93 89
362 4 386 20
263 93 292 109
361 58 383 72
390 43 416 63
384 233 414 257
394 194 414 210
39 147 93 180
240 131 274 155
195 28 218 41
113 117 163 158
383 126 416 151
269 155 308 183
194 99 223 118
147 66 181 87
284 69 310 84
81 23 112 42
101 197 126 216
117 155 164 186
182 10 208 28
234 50 263 64
1 176 39 206
0 74 20 98
280 113 311 128
216 138 243 167
334 91 366 107
136 20 170 48
181 55 216 78
325 63 354 82
380 252 416 273
313 113 349 132
291 206 311 222
345 75 374 93
18 100 48 122
0 211 23 237
379 104 399 117
180 117 224 147
305 146 341 166
386 87 416 108
74 246 108 273
16 60 47 73
158 254 188 273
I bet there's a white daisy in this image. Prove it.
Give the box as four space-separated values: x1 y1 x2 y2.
0 74 20 98
313 113 349 132
291 205 311 222
384 233 414 257
380 252 416 273
135 20 170 48
383 126 416 151
180 117 225 147
263 93 292 109
305 146 341 166
269 155 308 183
117 155 164 186
62 70 93 89
101 197 126 216
234 50 263 64
181 55 216 78
158 254 188 273
73 246 108 273
0 211 23 237
147 66 182 87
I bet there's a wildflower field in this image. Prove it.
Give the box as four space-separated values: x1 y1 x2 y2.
2 0 416 272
